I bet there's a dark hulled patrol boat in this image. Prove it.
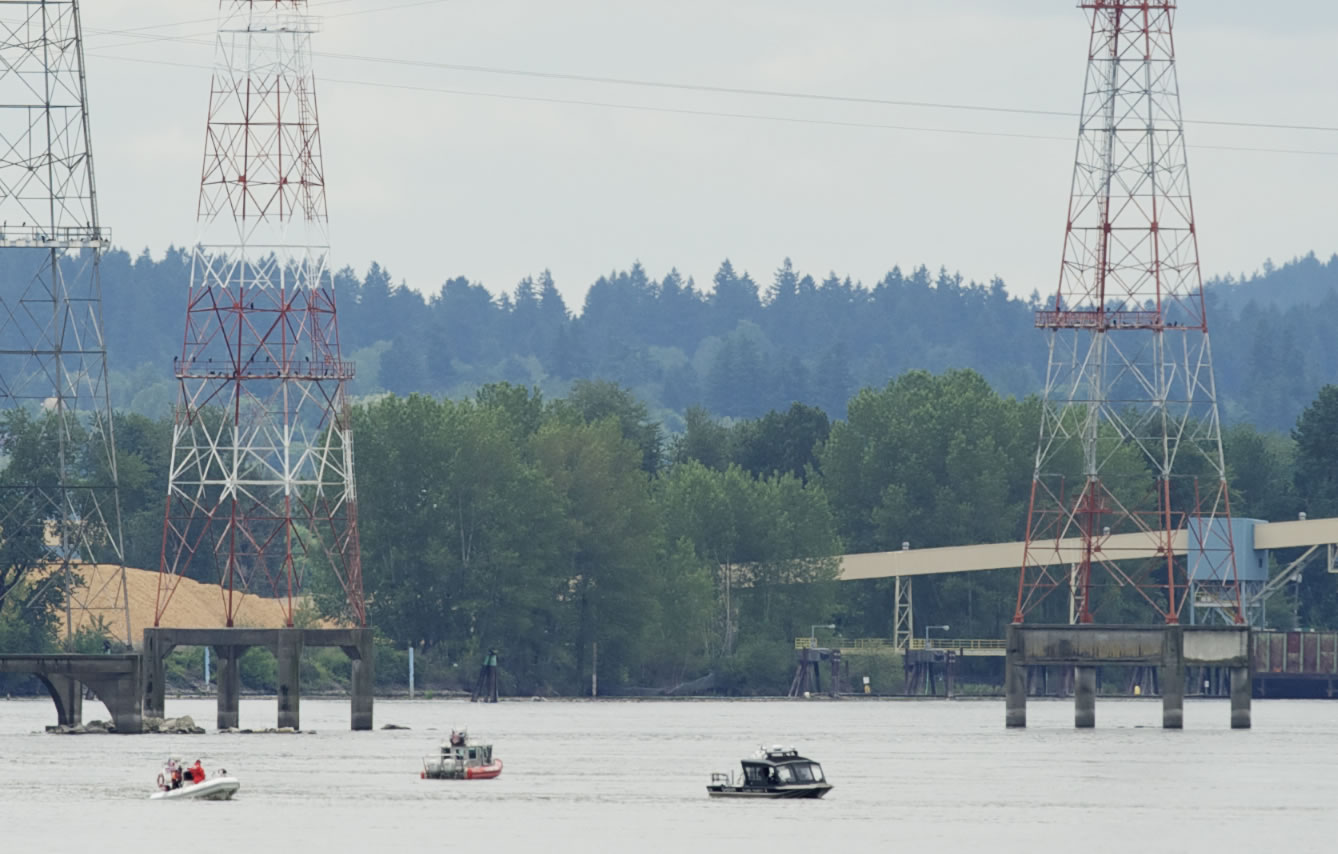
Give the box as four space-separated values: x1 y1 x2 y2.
707 746 832 799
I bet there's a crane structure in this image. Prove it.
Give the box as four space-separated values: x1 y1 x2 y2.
1015 1 1242 626
156 0 365 628
0 1 129 644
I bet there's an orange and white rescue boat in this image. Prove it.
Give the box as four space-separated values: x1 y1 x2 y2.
421 729 503 780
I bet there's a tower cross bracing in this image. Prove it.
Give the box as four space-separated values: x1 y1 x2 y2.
1016 2 1241 626
0 0 129 645
156 0 364 629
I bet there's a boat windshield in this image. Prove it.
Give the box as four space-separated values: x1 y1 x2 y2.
790 763 823 783
775 765 794 784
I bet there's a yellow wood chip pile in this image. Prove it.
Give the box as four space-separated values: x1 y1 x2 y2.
61 564 324 645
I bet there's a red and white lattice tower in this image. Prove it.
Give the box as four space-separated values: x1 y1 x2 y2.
156 0 364 628
0 1 130 645
1015 2 1242 626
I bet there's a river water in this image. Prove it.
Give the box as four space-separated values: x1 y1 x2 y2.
1 695 1334 853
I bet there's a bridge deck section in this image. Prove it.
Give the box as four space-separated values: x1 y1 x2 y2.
837 516 1338 581
0 654 142 733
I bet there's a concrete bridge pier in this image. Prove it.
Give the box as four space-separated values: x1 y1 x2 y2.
216 645 242 730
1005 632 1027 728
142 630 168 720
143 627 373 732
345 630 374 731
1074 666 1097 728
46 674 83 726
1182 625 1252 730
1006 624 1249 730
1230 666 1251 729
276 631 303 730
90 659 144 734
1162 629 1185 730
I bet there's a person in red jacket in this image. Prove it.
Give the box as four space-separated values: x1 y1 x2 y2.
187 760 206 784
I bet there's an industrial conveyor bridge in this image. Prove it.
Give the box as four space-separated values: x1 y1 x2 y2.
825 515 1338 653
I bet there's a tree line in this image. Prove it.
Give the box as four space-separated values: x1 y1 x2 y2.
6 370 1338 694
85 247 1338 434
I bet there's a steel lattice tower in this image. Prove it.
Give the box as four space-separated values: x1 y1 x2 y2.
1015 2 1241 626
156 0 364 628
0 1 129 645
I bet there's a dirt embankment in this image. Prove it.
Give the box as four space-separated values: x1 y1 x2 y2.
64 564 320 644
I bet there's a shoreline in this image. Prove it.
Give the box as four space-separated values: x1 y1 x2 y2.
0 691 1075 703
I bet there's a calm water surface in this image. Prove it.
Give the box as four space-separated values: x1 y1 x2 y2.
1 696 1334 853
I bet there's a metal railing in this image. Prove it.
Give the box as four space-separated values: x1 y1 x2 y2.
1034 309 1165 330
793 637 1006 655
0 225 109 248
174 357 356 380
911 638 1006 652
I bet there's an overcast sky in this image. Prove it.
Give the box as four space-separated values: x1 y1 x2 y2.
84 1 1338 310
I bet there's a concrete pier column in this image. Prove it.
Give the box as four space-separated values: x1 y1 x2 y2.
95 654 144 734
46 674 83 726
1074 666 1097 728
216 645 241 730
1162 627 1184 730
141 629 167 720
347 629 374 731
1230 666 1251 729
1005 624 1026 728
276 630 303 730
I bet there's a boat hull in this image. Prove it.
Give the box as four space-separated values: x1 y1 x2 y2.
150 777 241 801
707 782 831 799
466 759 503 780
422 759 503 780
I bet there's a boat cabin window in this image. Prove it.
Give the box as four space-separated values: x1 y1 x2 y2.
775 765 795 784
743 765 768 784
468 748 477 760
791 763 822 783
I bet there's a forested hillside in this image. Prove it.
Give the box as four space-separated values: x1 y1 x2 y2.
4 247 1336 694
100 249 1338 433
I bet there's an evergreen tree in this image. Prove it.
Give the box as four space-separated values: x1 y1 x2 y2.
1293 386 1338 516
814 343 854 419
709 260 761 336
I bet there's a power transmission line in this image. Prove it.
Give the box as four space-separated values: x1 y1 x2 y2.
308 54 1338 136
70 7 1338 137
75 0 388 40
86 52 1338 158
80 0 455 51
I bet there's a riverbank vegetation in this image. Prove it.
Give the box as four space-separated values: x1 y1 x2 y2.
3 366 1338 696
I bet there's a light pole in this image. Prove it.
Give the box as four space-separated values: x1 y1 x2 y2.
810 624 836 649
924 624 950 649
